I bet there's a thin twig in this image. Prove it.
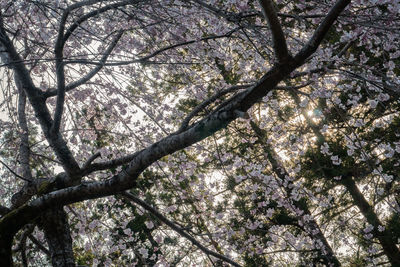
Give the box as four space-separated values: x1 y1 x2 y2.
0 159 32 182
120 192 241 267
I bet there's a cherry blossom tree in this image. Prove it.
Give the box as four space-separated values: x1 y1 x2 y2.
1 0 399 266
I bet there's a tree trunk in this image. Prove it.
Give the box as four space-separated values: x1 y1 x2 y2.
39 208 75 267
341 177 400 266
301 206 341 266
0 235 13 266
250 121 341 266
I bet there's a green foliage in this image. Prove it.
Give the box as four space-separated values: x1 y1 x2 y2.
74 247 95 266
176 98 200 113
243 254 270 267
215 57 241 85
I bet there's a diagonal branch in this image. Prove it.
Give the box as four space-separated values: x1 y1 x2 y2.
28 234 50 256
52 30 123 132
0 15 80 176
0 2 351 264
250 121 340 266
257 0 290 62
1 0 351 237
0 159 32 183
1 0 351 209
120 192 240 267
63 31 123 93
177 84 253 133
62 0 137 44
294 0 351 62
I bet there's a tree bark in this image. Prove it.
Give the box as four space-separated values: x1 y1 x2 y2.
38 208 75 267
341 177 400 266
250 121 341 266
0 235 13 266
0 1 351 263
290 91 400 265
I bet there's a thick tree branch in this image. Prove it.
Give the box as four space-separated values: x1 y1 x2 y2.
0 16 80 176
0 2 351 264
340 177 400 265
120 192 240 267
11 178 53 208
52 6 69 134
178 84 253 133
38 208 75 266
62 1 137 44
1 1 350 206
17 85 33 182
50 31 123 118
250 121 340 266
2 0 350 226
257 0 290 62
294 0 351 62
28 234 50 256
289 89 400 266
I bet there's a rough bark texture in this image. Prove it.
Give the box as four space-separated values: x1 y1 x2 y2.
38 208 75 267
0 0 351 264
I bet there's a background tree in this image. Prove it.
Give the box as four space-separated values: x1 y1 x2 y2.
0 0 399 266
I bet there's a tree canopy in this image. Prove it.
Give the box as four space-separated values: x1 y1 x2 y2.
1 0 400 266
